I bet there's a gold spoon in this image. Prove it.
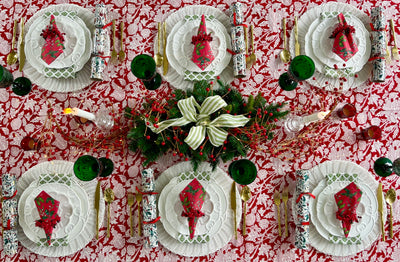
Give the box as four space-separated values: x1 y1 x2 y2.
118 21 126 63
110 20 118 65
280 18 290 63
7 20 18 65
385 188 396 238
135 191 143 236
240 186 252 236
104 188 115 238
154 22 163 67
249 25 257 67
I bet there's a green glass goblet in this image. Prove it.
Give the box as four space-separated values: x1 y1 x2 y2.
373 157 393 177
98 157 114 177
393 158 400 176
12 77 32 96
0 65 14 88
279 55 315 91
131 54 161 90
73 155 103 181
228 159 258 185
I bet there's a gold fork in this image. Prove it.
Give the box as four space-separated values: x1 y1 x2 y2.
135 191 143 236
386 27 392 64
273 190 282 236
390 19 399 60
282 187 289 237
127 192 135 237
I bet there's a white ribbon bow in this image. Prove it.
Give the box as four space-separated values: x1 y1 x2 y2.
147 96 250 150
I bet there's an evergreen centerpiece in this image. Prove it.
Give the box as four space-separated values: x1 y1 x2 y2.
125 79 289 170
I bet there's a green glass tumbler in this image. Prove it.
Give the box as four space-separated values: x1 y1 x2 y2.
73 155 102 181
0 65 14 88
12 77 32 96
98 157 114 177
131 54 161 90
279 55 315 91
393 158 400 176
373 157 393 177
228 159 257 185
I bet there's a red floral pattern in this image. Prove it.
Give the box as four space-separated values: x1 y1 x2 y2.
0 0 400 261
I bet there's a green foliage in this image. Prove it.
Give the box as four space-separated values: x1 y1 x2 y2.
125 79 289 170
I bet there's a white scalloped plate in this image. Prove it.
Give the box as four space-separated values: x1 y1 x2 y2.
289 2 372 91
23 4 94 92
159 176 227 239
16 160 105 257
160 5 234 91
308 15 370 72
168 17 230 75
308 160 386 256
25 14 90 72
155 162 241 257
315 181 377 239
19 182 81 243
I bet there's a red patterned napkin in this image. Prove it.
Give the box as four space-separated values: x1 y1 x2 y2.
330 13 358 61
334 182 363 237
179 178 206 239
40 14 65 65
191 14 215 71
34 190 61 245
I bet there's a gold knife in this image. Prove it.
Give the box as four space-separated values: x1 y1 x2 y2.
19 17 26 72
162 22 168 75
95 180 101 239
294 16 300 57
377 183 385 241
230 181 237 239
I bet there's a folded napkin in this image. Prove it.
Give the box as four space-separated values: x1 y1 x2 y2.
179 178 206 239
330 13 358 61
34 191 61 245
191 14 215 71
41 15 65 65
334 182 363 237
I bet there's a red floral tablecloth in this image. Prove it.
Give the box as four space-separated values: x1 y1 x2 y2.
1 0 400 261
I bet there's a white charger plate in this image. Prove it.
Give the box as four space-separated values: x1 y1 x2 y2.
160 5 234 91
155 162 241 257
168 17 231 76
308 160 386 256
289 2 372 91
23 4 94 92
25 13 91 73
16 160 105 257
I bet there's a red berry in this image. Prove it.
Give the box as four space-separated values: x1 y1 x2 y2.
199 152 203 156
161 141 166 146
146 135 150 140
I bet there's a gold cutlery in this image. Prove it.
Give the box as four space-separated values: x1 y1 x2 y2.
386 28 392 64
104 188 115 238
240 186 252 236
95 180 101 239
390 19 399 60
249 25 257 67
154 22 163 67
19 17 26 72
135 191 143 236
273 190 282 236
385 188 396 239
282 187 289 237
110 20 118 65
294 16 300 57
280 18 290 63
118 21 126 62
127 192 135 237
7 20 18 65
162 22 168 75
245 26 251 68
230 181 237 239
377 183 385 241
